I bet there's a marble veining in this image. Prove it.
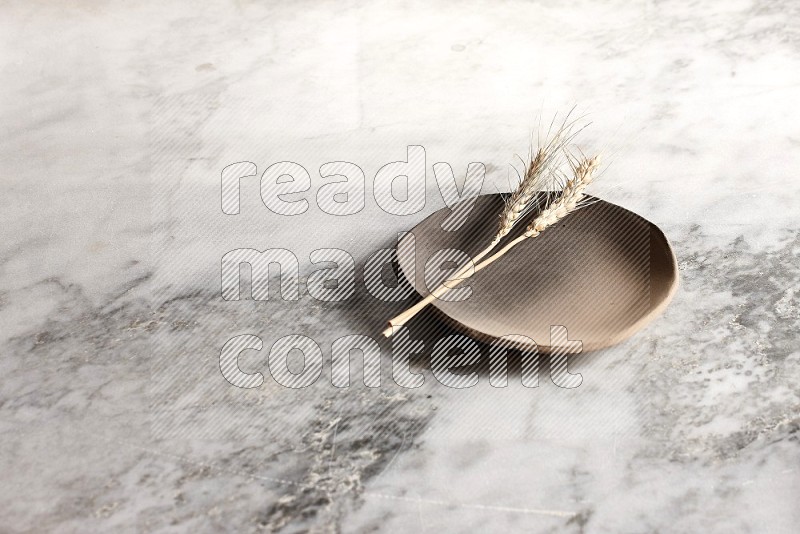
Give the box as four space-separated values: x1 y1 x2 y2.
1 0 799 532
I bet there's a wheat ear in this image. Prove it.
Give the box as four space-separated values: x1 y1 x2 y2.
526 155 600 237
493 148 548 245
381 154 600 338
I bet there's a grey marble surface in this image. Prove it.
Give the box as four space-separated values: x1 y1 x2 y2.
1 1 799 532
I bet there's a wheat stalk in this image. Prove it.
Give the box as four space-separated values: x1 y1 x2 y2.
381 132 599 338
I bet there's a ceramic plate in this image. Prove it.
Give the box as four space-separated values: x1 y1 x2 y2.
396 194 678 352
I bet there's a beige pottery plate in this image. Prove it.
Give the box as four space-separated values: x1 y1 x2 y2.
396 194 678 352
